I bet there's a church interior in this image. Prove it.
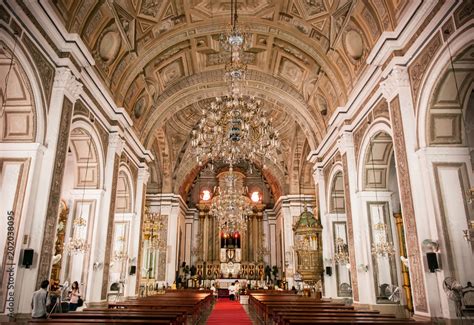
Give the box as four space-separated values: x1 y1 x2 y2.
0 0 473 323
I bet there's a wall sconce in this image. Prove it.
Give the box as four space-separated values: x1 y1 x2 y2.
421 239 439 252
324 258 333 265
93 261 103 271
357 264 368 272
400 256 409 268
463 221 474 243
422 239 441 272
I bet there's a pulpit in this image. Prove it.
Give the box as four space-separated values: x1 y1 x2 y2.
293 206 323 284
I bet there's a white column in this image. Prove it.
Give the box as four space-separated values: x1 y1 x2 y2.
338 132 366 304
124 167 149 297
314 168 337 298
381 66 431 316
162 195 184 285
86 133 123 303
15 68 82 313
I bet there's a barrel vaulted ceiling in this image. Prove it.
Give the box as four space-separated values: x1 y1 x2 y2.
51 0 404 197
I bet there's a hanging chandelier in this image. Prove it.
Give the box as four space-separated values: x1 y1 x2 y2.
219 0 250 55
191 95 279 167
209 168 253 233
334 237 350 265
65 132 92 256
65 215 89 255
113 235 128 261
371 222 396 257
143 208 166 251
367 138 396 258
191 0 279 168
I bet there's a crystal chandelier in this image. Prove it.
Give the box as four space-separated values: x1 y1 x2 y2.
371 222 395 257
65 134 92 256
191 0 279 168
143 207 166 251
219 0 250 55
331 187 350 265
65 216 89 256
209 167 253 233
191 95 279 167
368 138 395 257
113 234 128 261
334 237 350 265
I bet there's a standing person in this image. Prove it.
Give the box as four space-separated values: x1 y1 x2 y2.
228 282 236 301
234 280 240 301
31 280 51 319
68 281 81 311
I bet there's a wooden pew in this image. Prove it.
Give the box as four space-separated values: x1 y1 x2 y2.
29 291 212 325
248 292 425 324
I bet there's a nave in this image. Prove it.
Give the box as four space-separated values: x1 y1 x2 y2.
1 0 473 323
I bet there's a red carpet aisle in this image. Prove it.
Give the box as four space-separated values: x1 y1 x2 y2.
206 299 253 324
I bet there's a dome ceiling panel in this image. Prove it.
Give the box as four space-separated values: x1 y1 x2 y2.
51 0 399 195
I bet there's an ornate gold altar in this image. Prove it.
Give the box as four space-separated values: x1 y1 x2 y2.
194 169 266 279
293 206 323 284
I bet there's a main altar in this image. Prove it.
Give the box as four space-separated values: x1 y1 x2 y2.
193 169 268 281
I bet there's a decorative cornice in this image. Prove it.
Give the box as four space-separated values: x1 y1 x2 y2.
108 132 124 155
380 66 410 101
337 132 354 155
53 67 83 101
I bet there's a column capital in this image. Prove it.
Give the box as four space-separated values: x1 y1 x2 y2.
313 167 324 184
137 167 150 184
337 131 354 155
380 66 410 101
53 67 83 101
108 133 124 155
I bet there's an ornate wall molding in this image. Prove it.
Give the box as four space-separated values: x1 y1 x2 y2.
36 97 74 288
21 34 55 109
408 33 442 111
389 96 428 313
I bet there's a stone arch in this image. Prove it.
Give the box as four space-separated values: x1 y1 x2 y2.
0 33 46 144
141 70 321 150
416 30 474 149
327 165 345 214
424 45 474 148
68 121 104 189
116 164 134 214
357 122 393 192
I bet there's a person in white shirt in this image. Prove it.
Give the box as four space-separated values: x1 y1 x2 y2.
228 282 236 301
234 280 240 301
210 284 217 299
31 280 51 319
